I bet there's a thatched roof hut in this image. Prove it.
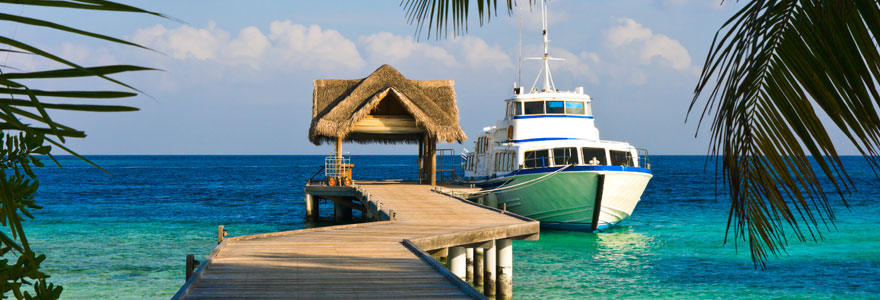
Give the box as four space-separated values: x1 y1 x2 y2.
309 64 467 145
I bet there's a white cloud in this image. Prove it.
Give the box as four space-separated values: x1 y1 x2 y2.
358 33 512 72
133 22 225 60
551 48 600 84
606 18 692 71
266 21 365 72
446 36 512 71
132 21 365 73
225 26 270 61
359 32 458 68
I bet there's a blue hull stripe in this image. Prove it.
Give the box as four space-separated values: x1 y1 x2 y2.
513 115 594 120
510 137 587 143
466 165 652 182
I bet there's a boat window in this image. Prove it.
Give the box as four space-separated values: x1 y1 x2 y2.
466 153 477 171
475 136 489 154
546 101 564 114
495 151 516 172
524 101 544 115
582 147 607 165
565 101 585 115
610 150 634 167
553 147 578 166
523 150 550 168
515 101 523 115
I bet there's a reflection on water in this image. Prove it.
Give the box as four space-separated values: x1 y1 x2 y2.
591 227 657 271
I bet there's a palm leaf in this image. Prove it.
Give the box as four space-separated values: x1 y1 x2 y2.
690 0 880 267
0 0 167 18
0 13 153 51
0 99 138 112
2 65 158 79
401 0 522 39
0 87 136 98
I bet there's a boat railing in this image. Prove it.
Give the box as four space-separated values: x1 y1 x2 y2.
638 148 651 169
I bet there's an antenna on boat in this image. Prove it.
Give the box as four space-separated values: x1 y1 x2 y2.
527 0 563 93
517 2 523 90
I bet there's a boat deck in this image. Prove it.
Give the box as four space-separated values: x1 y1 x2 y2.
172 182 539 299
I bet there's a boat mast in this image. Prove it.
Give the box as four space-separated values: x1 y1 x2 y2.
528 0 563 93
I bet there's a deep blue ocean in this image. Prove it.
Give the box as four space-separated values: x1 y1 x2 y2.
17 155 880 299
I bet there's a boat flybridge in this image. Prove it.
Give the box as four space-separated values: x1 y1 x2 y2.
461 0 652 231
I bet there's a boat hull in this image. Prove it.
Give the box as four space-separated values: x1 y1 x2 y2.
475 166 652 231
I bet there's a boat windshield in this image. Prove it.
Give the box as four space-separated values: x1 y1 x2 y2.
565 102 585 114
524 101 544 115
516 100 588 116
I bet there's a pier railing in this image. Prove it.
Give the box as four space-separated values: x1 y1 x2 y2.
436 149 458 183
324 152 353 186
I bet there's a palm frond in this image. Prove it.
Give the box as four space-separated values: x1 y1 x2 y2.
691 0 880 267
0 2 166 297
401 0 523 39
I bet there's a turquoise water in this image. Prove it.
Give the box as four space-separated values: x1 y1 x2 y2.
16 156 880 299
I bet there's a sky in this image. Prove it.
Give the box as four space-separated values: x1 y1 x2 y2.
0 0 862 155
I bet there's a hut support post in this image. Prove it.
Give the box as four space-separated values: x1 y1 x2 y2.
466 248 474 284
484 241 497 297
335 136 342 184
335 136 342 160
448 246 466 280
497 239 513 300
429 137 437 186
418 135 424 183
474 248 484 288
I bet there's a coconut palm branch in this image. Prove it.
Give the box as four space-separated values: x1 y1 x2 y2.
400 0 880 267
689 0 880 267
0 1 164 298
401 0 525 39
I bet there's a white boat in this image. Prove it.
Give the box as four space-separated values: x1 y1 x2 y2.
461 1 652 231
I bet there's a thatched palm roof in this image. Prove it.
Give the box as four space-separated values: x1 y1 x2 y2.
309 64 467 145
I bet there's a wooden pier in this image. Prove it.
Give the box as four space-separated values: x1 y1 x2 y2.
172 181 539 299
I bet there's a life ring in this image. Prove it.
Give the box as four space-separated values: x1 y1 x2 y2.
343 177 352 186
328 177 337 186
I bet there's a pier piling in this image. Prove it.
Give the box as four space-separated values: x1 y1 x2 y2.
449 246 466 280
217 225 225 244
304 193 316 221
474 248 484 288
466 248 474 284
497 239 513 300
484 241 497 297
334 202 352 222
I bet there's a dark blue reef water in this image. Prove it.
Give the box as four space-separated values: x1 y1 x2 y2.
17 156 880 299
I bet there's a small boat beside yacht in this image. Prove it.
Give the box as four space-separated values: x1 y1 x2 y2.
461 1 652 231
